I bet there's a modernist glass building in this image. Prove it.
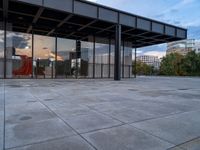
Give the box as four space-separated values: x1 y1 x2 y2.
0 0 187 80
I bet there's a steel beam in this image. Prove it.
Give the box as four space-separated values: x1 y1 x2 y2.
114 24 121 80
47 14 73 36
27 7 44 33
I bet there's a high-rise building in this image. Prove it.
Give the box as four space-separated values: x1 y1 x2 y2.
166 39 195 55
167 39 200 55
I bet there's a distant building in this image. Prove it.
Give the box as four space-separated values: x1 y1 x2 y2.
167 39 195 55
167 39 200 55
194 42 200 53
136 55 161 69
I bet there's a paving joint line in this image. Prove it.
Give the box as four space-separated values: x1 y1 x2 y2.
128 109 200 124
79 123 126 135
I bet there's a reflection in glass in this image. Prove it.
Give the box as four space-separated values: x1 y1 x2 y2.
110 43 115 78
34 35 55 78
6 31 32 78
124 42 132 78
95 38 109 78
80 41 93 78
57 38 75 78
0 30 133 79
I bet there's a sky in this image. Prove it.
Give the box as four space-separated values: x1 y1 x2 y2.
87 0 200 58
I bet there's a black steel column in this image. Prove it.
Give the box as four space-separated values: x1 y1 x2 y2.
114 24 121 81
3 0 8 79
134 48 137 78
76 40 81 79
108 38 111 78
122 39 125 78
3 19 6 79
55 36 57 78
92 35 95 79
31 30 34 78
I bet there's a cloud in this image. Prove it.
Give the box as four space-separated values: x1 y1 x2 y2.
182 0 195 4
143 51 166 59
86 0 97 2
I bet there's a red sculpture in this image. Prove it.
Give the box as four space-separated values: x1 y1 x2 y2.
13 55 32 76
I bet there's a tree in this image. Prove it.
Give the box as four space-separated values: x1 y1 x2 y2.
160 51 200 76
159 53 185 76
182 51 200 76
133 61 154 75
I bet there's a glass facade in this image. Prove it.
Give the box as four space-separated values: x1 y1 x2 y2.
0 30 133 79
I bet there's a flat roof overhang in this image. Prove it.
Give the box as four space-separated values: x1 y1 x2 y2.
1 0 187 48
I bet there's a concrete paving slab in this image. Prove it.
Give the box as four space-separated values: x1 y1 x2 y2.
6 108 56 126
132 110 200 145
178 137 200 150
1 77 200 149
0 85 4 150
0 125 3 150
5 102 47 116
64 111 122 134
9 136 95 150
83 124 173 150
5 118 76 149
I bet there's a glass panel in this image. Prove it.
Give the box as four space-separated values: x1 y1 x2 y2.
0 29 4 78
34 35 55 79
6 31 32 78
95 39 109 78
80 41 93 78
110 41 115 78
57 38 76 78
124 44 132 78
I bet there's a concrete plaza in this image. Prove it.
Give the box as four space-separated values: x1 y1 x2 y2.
0 77 200 150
